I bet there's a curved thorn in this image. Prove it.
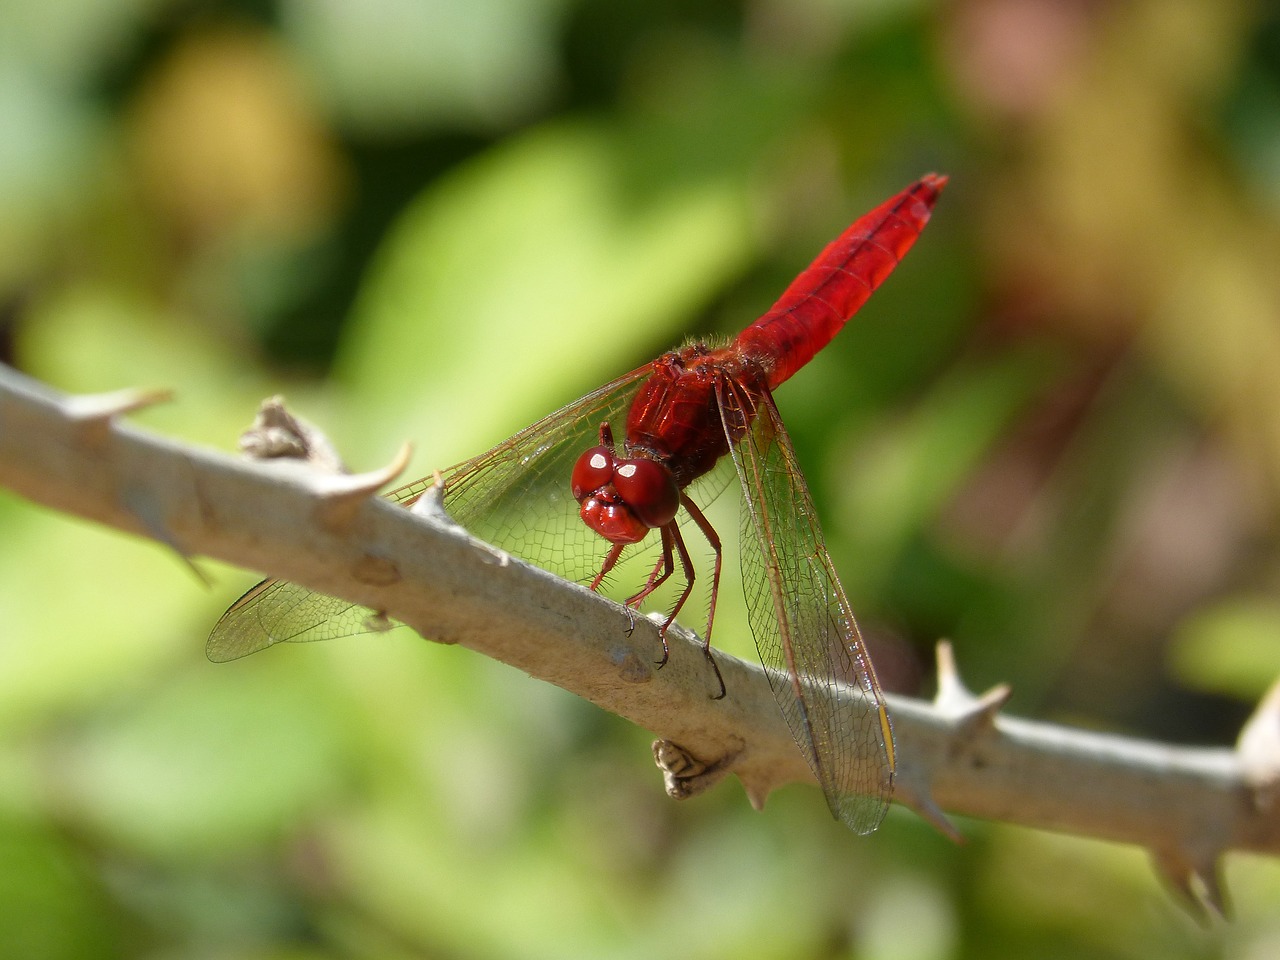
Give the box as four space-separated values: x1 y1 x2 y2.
933 639 970 704
1238 675 1280 811
955 684 1013 734
66 386 174 420
934 640 1011 731
908 792 965 844
1197 859 1230 919
736 771 772 812
66 387 174 444
892 767 965 843
408 470 455 525
311 441 413 532
1151 848 1229 923
124 484 209 586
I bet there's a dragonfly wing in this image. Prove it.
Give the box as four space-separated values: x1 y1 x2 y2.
206 475 449 662
206 579 392 661
720 380 895 834
207 366 652 661
430 367 652 586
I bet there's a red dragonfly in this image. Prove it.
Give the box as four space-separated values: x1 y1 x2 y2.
209 174 946 834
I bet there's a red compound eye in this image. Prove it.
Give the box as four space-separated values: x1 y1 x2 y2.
612 458 679 528
571 446 615 501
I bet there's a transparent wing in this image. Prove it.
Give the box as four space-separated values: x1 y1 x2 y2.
720 380 895 834
209 366 653 662
205 578 384 661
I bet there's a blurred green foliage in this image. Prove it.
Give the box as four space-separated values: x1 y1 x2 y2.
2 0 1280 956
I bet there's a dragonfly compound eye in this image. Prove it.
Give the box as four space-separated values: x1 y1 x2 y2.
571 445 615 501
612 458 680 528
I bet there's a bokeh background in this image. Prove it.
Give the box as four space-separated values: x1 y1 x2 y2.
3 0 1280 956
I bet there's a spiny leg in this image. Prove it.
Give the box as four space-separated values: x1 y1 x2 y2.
588 542 627 593
645 521 702 672
587 541 638 634
625 527 677 667
627 527 676 604
679 495 726 700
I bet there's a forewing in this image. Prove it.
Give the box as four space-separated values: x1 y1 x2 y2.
207 367 652 662
430 368 652 585
720 381 895 834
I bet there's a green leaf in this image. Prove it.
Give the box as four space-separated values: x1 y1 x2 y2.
1169 597 1280 700
336 120 753 466
56 662 350 857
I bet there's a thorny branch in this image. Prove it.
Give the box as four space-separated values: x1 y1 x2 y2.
1 362 1277 919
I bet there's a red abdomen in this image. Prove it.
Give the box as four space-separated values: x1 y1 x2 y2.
735 174 946 390
621 175 946 492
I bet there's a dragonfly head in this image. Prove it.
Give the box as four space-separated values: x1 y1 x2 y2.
572 445 680 544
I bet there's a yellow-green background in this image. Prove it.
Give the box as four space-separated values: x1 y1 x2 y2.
2 0 1279 956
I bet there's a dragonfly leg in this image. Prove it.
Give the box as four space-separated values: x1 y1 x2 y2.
658 523 695 633
588 542 627 596
628 536 675 606
679 496 726 700
589 542 625 586
623 527 677 667
588 541 643 638
647 514 726 698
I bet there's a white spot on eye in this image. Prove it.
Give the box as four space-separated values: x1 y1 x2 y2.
616 463 637 478
590 453 609 469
